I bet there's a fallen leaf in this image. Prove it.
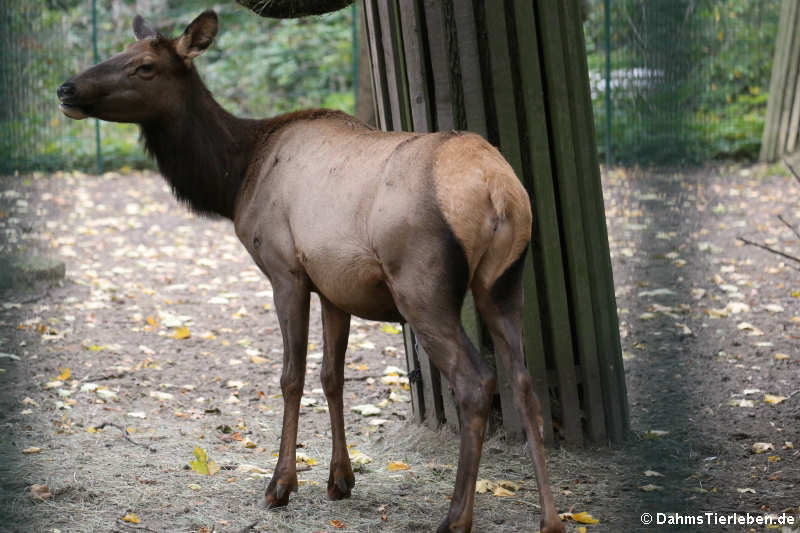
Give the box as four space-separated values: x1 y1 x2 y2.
764 394 787 405
381 324 402 334
29 484 51 500
387 461 410 471
751 442 774 454
121 513 140 524
329 520 345 529
774 353 790 361
643 429 669 438
351 404 381 416
55 368 71 381
644 470 664 477
171 326 191 340
729 399 755 408
736 487 756 494
149 391 173 401
189 446 220 476
296 453 318 466
22 447 43 454
639 484 663 492
571 512 600 524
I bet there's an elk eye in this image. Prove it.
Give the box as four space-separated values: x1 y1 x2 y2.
136 64 155 75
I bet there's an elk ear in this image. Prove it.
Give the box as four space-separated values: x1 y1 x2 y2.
133 15 157 40
175 10 218 65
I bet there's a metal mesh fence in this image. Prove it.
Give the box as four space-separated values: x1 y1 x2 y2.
0 1 97 173
584 0 780 164
0 1 784 170
0 1 355 174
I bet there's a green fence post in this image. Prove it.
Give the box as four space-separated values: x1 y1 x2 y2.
92 0 102 174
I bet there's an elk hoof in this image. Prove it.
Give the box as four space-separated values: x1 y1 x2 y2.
540 519 566 533
436 518 470 533
265 479 295 508
327 475 355 500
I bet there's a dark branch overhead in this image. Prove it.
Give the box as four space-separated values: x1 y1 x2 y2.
235 0 354 18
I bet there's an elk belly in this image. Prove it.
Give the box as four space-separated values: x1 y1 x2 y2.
302 247 400 322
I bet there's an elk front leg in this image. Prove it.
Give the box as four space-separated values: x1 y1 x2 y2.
265 277 310 508
319 296 354 500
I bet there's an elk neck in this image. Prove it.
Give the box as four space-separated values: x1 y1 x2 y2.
140 67 265 220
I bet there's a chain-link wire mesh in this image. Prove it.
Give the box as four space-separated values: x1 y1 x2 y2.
0 0 354 174
0 1 98 173
584 0 780 164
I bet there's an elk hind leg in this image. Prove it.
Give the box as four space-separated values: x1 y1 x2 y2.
471 251 564 533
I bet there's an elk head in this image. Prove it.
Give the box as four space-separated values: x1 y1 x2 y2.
57 10 218 124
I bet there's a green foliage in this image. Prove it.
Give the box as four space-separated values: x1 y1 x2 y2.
584 0 779 163
1 1 355 173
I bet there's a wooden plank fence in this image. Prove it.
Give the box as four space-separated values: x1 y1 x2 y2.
363 0 628 445
761 0 800 162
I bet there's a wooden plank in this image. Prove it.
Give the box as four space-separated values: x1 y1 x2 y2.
784 2 800 153
535 0 612 446
403 325 425 424
421 0 461 432
452 0 487 137
422 0 454 130
482 0 527 439
411 326 445 429
398 0 433 132
510 0 578 446
761 0 794 161
363 0 390 130
376 0 403 131
520 248 553 444
561 0 628 443
387 0 414 131
776 0 800 155
553 0 608 444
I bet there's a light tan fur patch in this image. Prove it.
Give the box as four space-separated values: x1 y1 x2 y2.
433 134 532 288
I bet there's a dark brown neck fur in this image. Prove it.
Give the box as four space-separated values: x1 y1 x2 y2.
141 68 264 220
140 67 363 220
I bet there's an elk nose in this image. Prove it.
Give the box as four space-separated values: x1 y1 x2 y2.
57 82 76 99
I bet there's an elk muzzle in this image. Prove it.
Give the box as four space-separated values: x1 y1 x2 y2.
57 81 90 120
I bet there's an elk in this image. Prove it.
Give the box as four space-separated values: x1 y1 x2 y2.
57 11 564 533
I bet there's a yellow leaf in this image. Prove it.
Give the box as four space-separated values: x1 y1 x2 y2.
189 446 220 476
572 512 600 524
329 519 345 529
381 324 402 334
171 326 191 340
578 528 587 533
87 426 98 434
250 355 269 364
764 394 787 405
475 479 494 494
774 353 790 361
767 455 781 462
387 461 410 471
88 344 105 352
146 315 159 327
492 485 515 497
22 447 43 454
791 291 800 298
498 480 521 491
296 453 317 466
56 368 71 381
121 513 140 524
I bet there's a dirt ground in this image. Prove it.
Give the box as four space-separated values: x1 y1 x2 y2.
0 163 797 533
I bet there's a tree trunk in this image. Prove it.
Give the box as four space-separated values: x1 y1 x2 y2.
236 0 354 18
